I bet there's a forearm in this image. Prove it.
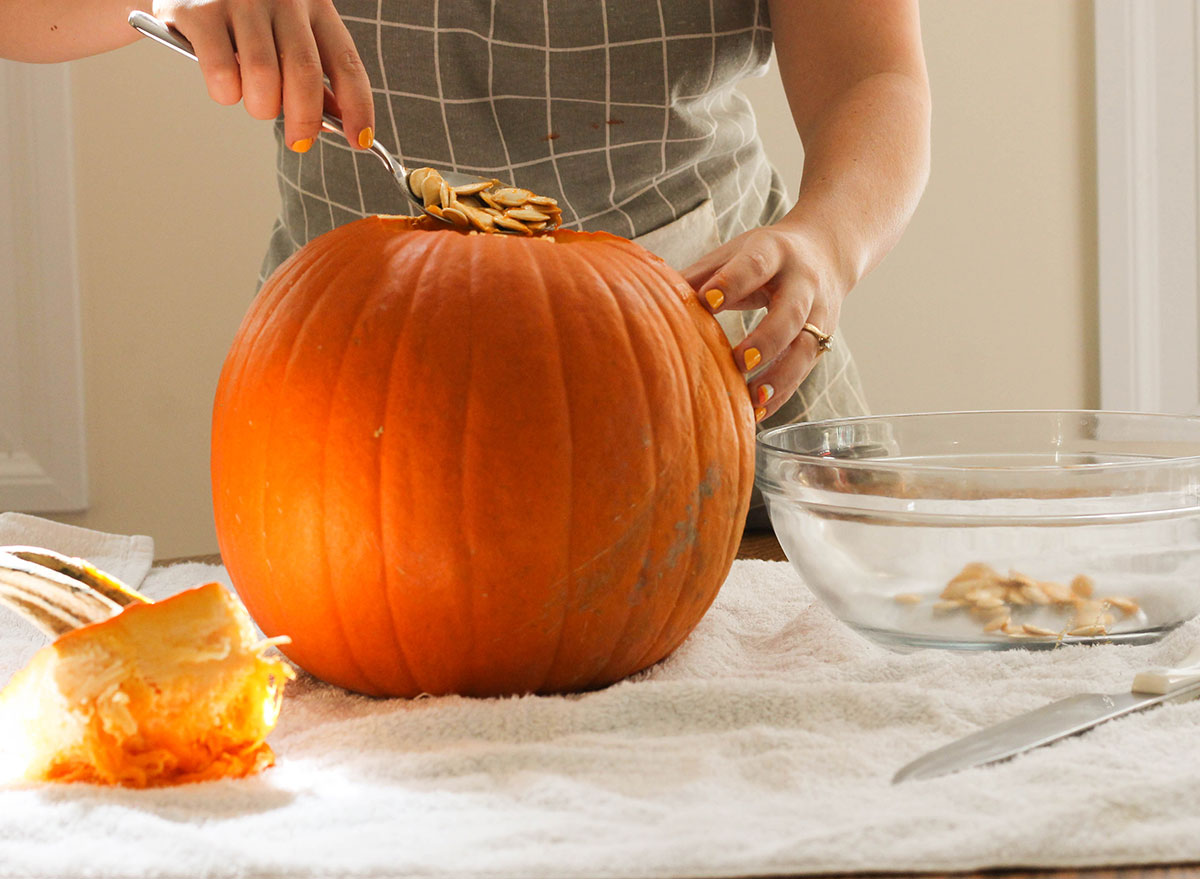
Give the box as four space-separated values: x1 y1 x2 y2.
0 1 149 62
781 69 931 292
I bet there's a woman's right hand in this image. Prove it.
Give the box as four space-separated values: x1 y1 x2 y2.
151 0 375 153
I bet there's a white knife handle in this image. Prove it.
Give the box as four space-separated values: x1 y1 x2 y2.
1131 643 1200 695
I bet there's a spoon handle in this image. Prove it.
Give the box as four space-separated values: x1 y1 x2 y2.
127 10 197 60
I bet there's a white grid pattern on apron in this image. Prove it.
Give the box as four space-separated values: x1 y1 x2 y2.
254 1 873 529
260 0 789 282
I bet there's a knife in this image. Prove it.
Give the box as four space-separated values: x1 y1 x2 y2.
893 641 1200 783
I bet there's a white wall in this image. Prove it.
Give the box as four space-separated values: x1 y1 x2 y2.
31 0 1097 557
47 39 279 556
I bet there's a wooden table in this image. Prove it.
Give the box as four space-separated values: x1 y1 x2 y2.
166 533 1198 879
737 529 788 562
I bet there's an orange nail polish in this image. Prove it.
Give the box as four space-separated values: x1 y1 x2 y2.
743 347 761 371
358 127 374 149
754 406 767 422
291 137 315 154
704 288 724 310
757 383 774 406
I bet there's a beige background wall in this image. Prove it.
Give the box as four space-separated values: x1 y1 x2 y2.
42 0 1098 557
739 0 1098 413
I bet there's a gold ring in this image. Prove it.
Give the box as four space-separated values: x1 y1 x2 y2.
801 322 834 353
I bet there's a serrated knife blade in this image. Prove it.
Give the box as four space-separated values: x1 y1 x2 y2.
893 642 1200 784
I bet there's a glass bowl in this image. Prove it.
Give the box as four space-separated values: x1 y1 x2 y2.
755 410 1200 651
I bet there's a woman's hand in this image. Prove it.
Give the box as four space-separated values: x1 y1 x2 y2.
152 0 375 153
683 218 846 423
691 0 930 423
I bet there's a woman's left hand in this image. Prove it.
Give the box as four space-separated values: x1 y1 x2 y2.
684 0 930 424
683 218 847 423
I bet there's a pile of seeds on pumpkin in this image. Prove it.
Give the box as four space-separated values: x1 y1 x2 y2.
894 561 1140 640
410 167 562 235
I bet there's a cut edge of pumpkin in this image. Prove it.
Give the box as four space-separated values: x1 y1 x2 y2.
0 559 294 788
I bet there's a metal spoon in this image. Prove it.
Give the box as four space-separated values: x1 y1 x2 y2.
127 10 505 226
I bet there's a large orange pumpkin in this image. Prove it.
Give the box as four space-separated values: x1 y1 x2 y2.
211 216 755 697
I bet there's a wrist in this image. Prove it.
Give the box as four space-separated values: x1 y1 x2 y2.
772 206 863 296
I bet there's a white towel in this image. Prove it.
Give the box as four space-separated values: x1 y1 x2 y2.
1 534 1199 877
0 512 154 588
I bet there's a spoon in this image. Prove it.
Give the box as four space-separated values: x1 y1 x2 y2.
127 10 513 228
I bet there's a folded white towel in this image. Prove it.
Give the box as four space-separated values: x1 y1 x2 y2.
0 512 154 588
1 530 1198 878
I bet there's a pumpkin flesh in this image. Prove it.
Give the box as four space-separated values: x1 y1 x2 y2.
0 582 291 787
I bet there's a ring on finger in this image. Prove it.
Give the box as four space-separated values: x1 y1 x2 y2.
801 322 834 354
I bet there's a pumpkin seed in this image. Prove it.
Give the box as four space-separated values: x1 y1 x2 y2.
1007 571 1038 589
440 206 471 228
491 187 533 207
972 595 1004 610
492 213 532 234
1021 624 1059 637
406 168 561 234
506 207 551 222
964 583 1003 601
941 578 989 600
1106 596 1140 615
1038 581 1073 603
1070 574 1095 598
983 613 1010 633
948 562 994 584
1072 600 1106 627
420 174 442 206
410 167 435 196
934 561 1138 640
462 205 496 232
453 180 498 196
1020 584 1050 605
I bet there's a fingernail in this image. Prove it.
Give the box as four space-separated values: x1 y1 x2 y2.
754 406 767 422
291 137 315 154
704 288 724 310
756 383 774 406
358 127 374 149
742 347 761 371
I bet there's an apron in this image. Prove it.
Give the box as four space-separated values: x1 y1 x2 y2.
261 0 870 528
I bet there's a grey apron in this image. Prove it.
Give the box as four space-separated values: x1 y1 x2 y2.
262 0 870 529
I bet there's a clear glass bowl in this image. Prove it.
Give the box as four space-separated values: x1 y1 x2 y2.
755 410 1200 651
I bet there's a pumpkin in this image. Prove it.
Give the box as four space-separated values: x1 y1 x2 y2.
0 570 291 787
210 216 755 697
